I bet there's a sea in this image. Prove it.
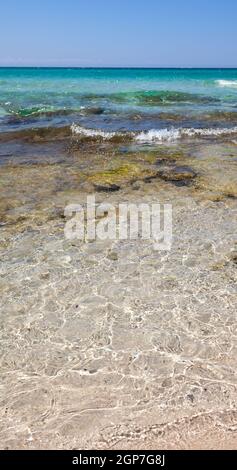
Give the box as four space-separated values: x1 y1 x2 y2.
0 67 237 142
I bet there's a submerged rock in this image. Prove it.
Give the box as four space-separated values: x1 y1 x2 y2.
107 251 118 261
94 183 121 192
156 165 197 186
230 251 237 265
88 163 157 191
80 107 105 116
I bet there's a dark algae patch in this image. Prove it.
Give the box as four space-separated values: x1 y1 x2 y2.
83 90 219 106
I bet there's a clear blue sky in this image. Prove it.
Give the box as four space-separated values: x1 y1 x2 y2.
0 0 237 67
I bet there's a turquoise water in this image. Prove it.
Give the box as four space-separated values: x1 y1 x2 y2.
0 68 237 137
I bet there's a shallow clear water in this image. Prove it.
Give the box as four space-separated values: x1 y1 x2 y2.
1 69 237 450
0 68 237 138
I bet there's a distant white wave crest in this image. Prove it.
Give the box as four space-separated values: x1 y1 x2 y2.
135 126 237 142
71 124 237 143
216 80 237 88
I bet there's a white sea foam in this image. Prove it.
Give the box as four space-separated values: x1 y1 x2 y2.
135 126 237 142
136 128 181 142
71 124 237 143
71 124 131 140
216 80 237 88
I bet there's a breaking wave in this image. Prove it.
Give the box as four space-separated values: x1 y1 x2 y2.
216 80 237 88
135 126 237 142
71 124 134 141
71 124 237 143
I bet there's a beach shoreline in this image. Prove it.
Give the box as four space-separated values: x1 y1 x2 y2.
0 130 237 450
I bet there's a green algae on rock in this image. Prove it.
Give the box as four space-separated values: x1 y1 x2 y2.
88 163 158 191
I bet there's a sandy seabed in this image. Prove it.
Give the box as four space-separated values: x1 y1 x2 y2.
0 134 237 449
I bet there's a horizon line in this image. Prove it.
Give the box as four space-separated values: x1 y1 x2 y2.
0 65 237 69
